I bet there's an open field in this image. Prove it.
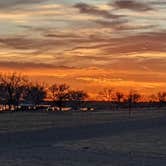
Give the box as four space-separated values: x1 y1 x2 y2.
1 108 166 165
0 108 166 133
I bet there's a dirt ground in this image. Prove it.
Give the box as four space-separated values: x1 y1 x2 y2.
0 109 166 166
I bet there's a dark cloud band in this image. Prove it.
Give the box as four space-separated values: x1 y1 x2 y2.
112 0 153 11
74 2 121 19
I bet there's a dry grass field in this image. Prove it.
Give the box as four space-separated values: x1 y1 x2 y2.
0 108 166 166
0 108 166 133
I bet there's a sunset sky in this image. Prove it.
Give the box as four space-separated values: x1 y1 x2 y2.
0 0 166 98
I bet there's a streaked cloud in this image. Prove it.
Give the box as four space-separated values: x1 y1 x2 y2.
74 2 121 19
0 0 165 96
0 0 46 9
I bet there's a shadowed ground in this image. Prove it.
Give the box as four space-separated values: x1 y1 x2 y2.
0 110 166 165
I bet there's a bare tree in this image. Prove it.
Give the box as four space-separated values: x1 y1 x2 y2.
25 83 46 107
114 92 124 111
49 84 70 111
0 73 27 110
99 88 113 101
98 88 114 110
127 90 141 117
115 92 124 103
157 92 166 106
0 83 7 110
149 94 157 103
68 90 88 111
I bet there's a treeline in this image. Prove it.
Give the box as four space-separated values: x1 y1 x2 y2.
98 88 166 116
98 88 166 104
0 73 88 111
0 73 166 112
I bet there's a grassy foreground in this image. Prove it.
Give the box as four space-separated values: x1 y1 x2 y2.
1 109 166 165
0 108 166 133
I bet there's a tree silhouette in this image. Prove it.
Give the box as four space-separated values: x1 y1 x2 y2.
0 83 7 110
68 90 88 110
115 92 124 103
127 90 141 117
99 88 113 101
25 83 46 107
157 92 166 106
49 84 70 111
0 73 27 110
149 94 157 103
114 92 124 111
